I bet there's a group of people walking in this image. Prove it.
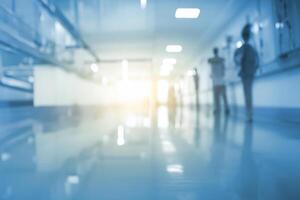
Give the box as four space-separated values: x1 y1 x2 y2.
206 23 259 122
167 23 259 122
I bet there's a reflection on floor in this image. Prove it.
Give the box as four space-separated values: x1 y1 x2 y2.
0 106 300 200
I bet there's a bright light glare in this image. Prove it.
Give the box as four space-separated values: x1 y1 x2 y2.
126 115 137 128
122 60 129 80
236 41 243 48
140 0 147 9
157 106 169 128
187 69 196 76
117 125 125 146
54 21 64 34
163 58 177 65
122 59 128 68
118 80 151 103
252 22 260 34
167 164 184 174
143 118 151 127
28 76 34 83
166 45 183 53
90 63 99 73
175 8 200 19
67 175 80 184
157 80 169 103
1 153 11 162
160 64 174 76
275 22 284 29
102 77 108 85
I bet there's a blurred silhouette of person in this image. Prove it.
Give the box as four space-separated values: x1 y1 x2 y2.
168 83 177 126
208 47 230 115
234 24 259 122
178 78 184 108
193 68 200 109
168 83 177 108
194 107 201 147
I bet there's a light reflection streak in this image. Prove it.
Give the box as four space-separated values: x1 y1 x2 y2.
157 106 169 128
117 125 125 146
166 164 184 174
161 140 176 154
1 153 11 162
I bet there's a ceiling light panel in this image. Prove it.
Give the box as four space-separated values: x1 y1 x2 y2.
166 45 183 53
175 8 201 19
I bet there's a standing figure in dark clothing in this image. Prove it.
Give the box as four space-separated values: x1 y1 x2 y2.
234 24 259 122
193 68 200 109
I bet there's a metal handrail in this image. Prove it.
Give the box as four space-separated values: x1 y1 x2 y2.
36 0 100 63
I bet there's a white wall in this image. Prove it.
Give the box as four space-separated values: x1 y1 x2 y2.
34 67 117 106
229 68 300 108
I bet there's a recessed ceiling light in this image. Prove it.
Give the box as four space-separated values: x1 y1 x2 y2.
163 58 177 65
175 8 201 19
166 45 183 53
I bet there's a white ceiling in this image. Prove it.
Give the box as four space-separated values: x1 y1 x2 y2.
58 0 249 78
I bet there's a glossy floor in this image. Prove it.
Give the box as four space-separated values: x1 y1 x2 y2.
1 106 300 200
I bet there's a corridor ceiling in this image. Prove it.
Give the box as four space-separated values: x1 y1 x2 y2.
55 0 249 78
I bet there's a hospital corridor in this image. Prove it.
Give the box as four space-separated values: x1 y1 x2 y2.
0 0 300 199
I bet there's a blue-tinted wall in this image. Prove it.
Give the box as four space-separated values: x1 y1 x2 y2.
0 85 32 105
199 0 300 122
